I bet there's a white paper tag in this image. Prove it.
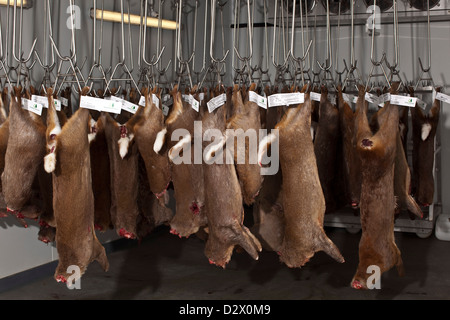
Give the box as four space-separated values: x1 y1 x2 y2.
342 93 357 104
81 95 122 114
390 95 417 108
109 96 139 114
268 92 305 108
365 92 380 104
248 91 267 109
190 94 200 112
138 95 146 107
310 92 321 102
59 96 69 107
31 95 61 111
436 92 450 104
152 94 160 109
162 104 170 116
207 93 227 113
416 99 427 110
21 98 43 116
198 92 205 103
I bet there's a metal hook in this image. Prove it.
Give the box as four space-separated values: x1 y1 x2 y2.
415 0 435 90
290 0 313 87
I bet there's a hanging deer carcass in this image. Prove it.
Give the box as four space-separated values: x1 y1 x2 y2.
43 87 109 283
350 85 406 289
259 86 344 268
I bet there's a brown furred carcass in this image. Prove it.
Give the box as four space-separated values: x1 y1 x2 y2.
259 85 344 268
100 102 144 240
314 85 340 213
201 86 262 268
411 87 441 207
133 87 174 230
2 88 47 227
337 85 362 209
162 85 207 238
252 86 284 252
0 89 9 218
350 85 405 290
226 83 263 206
43 87 109 283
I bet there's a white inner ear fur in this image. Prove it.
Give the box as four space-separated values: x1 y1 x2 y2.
153 127 167 154
118 133 134 159
168 133 191 162
258 132 277 167
204 134 227 162
421 123 432 141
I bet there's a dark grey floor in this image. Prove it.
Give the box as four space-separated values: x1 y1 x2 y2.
1 224 450 300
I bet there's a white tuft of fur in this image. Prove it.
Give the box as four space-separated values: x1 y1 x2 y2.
258 133 277 167
204 135 226 162
44 153 56 173
168 134 191 162
118 134 134 159
153 127 167 154
421 123 432 141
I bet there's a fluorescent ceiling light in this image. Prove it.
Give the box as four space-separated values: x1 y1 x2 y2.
90 8 177 30
0 0 32 8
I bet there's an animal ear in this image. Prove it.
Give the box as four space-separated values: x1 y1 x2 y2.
168 133 191 162
153 127 167 154
421 123 432 141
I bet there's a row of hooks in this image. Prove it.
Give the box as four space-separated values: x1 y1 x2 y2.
0 0 437 101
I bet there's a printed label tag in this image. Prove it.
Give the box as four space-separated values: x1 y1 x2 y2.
416 99 427 110
21 98 43 116
109 96 139 114
310 92 321 102
81 95 122 114
436 92 450 104
59 96 69 107
248 91 267 109
31 95 61 111
390 95 417 108
198 92 205 103
342 93 357 104
152 94 160 109
138 95 146 107
365 92 380 104
268 92 304 108
190 94 200 112
162 104 170 116
207 93 227 113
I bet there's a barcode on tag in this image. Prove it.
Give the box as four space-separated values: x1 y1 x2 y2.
248 91 267 109
268 92 304 108
81 95 122 114
390 95 417 108
207 93 227 113
31 95 61 111
22 98 43 116
436 92 450 104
